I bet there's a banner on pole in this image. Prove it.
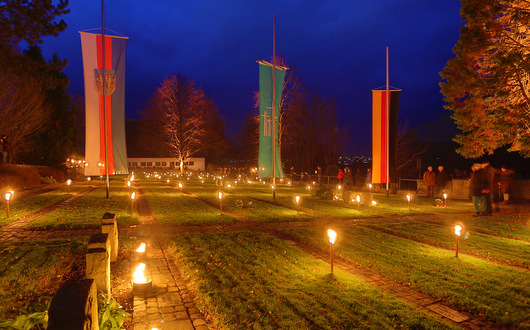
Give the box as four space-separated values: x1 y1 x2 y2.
372 89 400 184
80 31 128 176
258 62 286 179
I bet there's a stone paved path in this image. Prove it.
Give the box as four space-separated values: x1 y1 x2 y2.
132 189 208 330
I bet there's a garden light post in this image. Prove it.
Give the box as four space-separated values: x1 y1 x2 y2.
356 195 361 210
127 180 131 189
295 195 301 213
288 181 291 188
130 191 136 216
218 191 223 214
178 182 183 195
443 193 448 207
328 229 336 273
4 191 13 218
368 183 372 194
407 194 411 210
454 224 462 257
67 179 72 193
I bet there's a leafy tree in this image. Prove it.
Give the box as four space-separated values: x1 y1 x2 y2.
440 0 530 157
0 1 74 165
143 74 227 172
0 0 69 46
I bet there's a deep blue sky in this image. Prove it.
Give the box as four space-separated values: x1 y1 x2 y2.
40 1 463 156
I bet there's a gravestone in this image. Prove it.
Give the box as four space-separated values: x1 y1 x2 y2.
86 233 110 296
101 213 118 262
48 279 99 330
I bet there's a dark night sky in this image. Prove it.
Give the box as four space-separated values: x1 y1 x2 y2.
40 1 463 156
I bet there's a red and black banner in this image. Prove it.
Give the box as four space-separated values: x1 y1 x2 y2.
372 90 400 184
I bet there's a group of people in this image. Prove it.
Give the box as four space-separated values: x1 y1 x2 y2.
422 165 450 198
0 135 8 163
470 162 514 216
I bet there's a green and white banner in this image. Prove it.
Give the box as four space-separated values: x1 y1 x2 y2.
258 62 286 178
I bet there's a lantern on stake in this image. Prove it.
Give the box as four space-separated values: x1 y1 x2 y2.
295 195 301 213
218 191 224 214
4 191 13 218
130 191 136 216
327 229 337 273
454 224 463 257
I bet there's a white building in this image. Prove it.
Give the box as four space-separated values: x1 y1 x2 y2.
127 157 205 171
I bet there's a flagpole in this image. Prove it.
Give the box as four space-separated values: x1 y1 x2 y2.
272 14 277 201
102 0 110 198
386 46 390 197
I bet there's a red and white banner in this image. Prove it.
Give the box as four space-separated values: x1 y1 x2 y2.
80 31 128 176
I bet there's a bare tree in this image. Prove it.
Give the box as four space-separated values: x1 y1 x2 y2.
0 71 49 162
396 120 429 178
143 74 222 173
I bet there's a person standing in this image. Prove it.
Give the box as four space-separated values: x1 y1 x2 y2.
337 168 344 184
482 161 495 215
470 164 488 216
423 166 436 197
499 165 515 204
435 165 449 198
0 135 8 163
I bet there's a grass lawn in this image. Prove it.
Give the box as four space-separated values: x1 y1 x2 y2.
167 231 455 329
0 184 91 227
0 238 87 320
140 182 237 225
278 226 530 328
363 220 530 268
27 185 138 229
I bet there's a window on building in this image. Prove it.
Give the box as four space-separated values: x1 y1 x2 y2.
147 162 152 166
140 162 146 167
155 162 161 166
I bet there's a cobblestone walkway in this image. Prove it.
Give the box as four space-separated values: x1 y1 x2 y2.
132 189 208 330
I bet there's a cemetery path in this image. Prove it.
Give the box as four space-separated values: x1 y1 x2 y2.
1 184 526 329
131 188 208 330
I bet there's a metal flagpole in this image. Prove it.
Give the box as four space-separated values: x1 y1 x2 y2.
102 0 110 198
272 14 277 201
386 47 390 197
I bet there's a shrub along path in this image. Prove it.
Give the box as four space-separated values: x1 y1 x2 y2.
137 187 502 329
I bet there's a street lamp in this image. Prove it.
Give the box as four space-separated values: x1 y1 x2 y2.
454 224 463 257
443 193 448 207
130 192 136 216
406 194 411 210
66 179 72 193
4 191 13 218
295 195 301 213
218 191 223 214
327 229 336 273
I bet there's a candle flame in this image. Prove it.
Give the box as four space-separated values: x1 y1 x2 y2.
133 263 147 284
328 229 336 244
455 225 462 237
136 242 146 253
